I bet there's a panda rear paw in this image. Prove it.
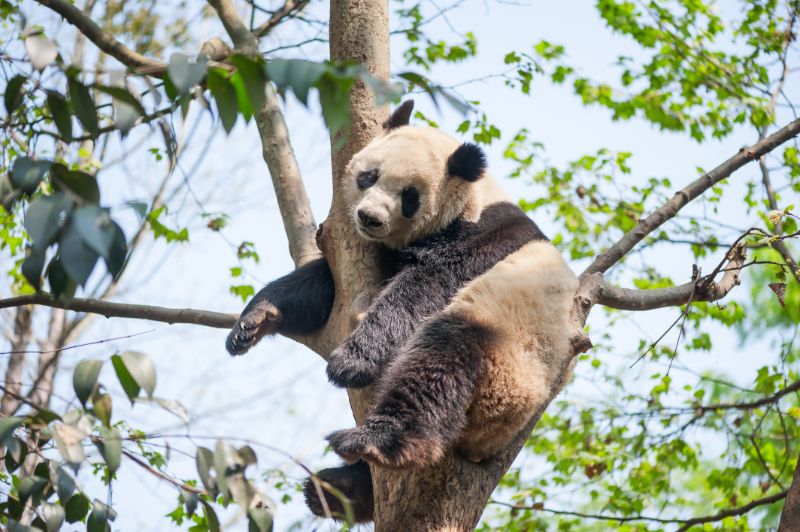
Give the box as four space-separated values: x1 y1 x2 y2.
326 346 378 388
303 461 374 523
226 300 282 356
327 422 444 469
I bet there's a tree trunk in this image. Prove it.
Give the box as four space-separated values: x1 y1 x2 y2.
779 457 800 531
1 306 33 416
321 3 587 529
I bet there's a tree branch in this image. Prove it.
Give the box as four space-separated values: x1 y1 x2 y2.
34 0 162 70
254 0 310 39
0 294 235 329
207 0 319 266
583 117 800 276
584 241 746 311
491 489 787 529
675 490 787 531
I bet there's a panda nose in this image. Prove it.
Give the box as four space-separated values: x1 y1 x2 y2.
358 209 384 229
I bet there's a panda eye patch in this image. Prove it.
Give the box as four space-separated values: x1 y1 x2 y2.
357 169 379 189
401 187 420 218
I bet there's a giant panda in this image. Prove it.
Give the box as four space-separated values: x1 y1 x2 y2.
226 100 581 523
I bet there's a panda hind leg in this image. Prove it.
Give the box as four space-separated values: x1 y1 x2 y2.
303 461 374 523
328 313 494 469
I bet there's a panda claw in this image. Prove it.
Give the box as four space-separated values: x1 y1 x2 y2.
226 301 282 356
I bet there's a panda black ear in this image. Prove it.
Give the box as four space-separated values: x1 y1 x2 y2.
383 100 415 130
447 143 486 182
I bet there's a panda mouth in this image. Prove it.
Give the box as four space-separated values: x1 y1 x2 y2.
356 224 389 241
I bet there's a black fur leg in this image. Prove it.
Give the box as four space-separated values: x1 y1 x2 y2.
327 420 441 469
303 461 374 523
226 258 334 356
333 313 494 468
326 340 380 389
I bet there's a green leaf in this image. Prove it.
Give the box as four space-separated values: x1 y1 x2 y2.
95 85 144 136
24 193 71 251
68 78 99 138
73 358 103 406
60 221 99 285
73 205 115 259
47 256 76 300
46 91 73 140
201 501 220 532
96 426 121 473
65 493 91 523
5 436 26 471
127 200 148 220
167 53 208 96
87 499 116 532
104 221 127 278
111 353 140 402
180 489 198 518
93 85 146 115
196 447 217 497
5 74 27 115
318 74 353 139
120 351 156 397
19 475 48 503
51 164 100 202
229 70 253 121
48 460 76 503
92 390 112 427
0 416 24 446
21 246 46 291
230 55 267 116
11 157 51 195
42 502 65 532
207 67 238 133
265 59 326 105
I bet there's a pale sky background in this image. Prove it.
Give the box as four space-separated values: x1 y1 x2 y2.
2 0 799 530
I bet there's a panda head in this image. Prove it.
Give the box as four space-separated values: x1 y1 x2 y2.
343 100 488 249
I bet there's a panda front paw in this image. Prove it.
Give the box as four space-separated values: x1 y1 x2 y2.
327 422 444 469
226 299 282 356
325 345 379 388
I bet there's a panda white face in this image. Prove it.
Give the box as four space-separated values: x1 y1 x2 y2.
343 126 481 249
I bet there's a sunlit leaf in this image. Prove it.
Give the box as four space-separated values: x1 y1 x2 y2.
207 67 238 133
24 33 58 70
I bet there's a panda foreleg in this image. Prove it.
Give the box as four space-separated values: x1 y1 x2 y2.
327 313 494 468
226 258 334 355
326 264 451 388
302 461 374 523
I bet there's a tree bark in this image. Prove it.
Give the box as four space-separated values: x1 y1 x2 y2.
1 306 33 415
322 3 588 530
779 457 800 532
